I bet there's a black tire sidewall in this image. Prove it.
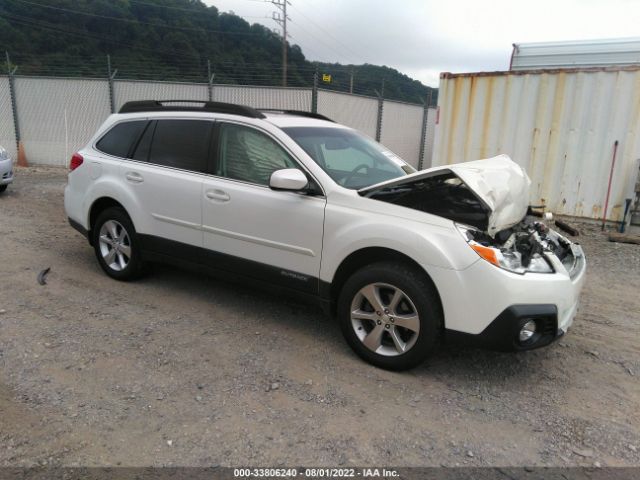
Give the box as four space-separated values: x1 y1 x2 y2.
338 262 442 371
0 184 7 193
92 207 143 281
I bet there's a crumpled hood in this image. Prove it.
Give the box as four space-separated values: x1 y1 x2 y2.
360 155 531 236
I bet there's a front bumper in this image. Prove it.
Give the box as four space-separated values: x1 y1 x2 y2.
427 241 586 348
0 157 13 185
446 304 562 351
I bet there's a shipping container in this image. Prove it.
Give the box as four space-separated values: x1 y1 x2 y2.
511 37 640 70
432 67 640 222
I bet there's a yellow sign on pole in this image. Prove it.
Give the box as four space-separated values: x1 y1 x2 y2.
322 74 332 83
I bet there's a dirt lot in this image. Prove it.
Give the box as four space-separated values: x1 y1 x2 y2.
0 166 639 468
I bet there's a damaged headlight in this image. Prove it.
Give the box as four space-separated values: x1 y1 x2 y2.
456 224 553 274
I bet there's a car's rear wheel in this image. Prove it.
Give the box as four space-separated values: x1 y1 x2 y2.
92 207 145 280
338 261 442 370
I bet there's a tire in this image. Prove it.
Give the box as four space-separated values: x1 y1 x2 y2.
92 207 145 281
0 184 7 193
337 261 442 370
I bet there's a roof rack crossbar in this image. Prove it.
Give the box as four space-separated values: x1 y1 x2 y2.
118 100 266 119
260 109 334 123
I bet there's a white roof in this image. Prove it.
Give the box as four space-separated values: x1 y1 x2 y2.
262 112 343 129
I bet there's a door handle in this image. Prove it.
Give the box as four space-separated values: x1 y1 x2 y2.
125 172 143 183
205 189 230 202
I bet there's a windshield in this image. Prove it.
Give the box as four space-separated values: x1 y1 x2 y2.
283 127 415 189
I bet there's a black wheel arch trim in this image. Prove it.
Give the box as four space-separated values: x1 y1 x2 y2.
320 246 443 319
68 217 89 242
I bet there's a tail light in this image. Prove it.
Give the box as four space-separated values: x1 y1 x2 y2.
69 153 83 171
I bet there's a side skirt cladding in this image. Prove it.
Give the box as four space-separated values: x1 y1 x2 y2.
137 234 327 308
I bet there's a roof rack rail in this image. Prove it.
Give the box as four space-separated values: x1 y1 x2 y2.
260 109 334 123
118 100 266 119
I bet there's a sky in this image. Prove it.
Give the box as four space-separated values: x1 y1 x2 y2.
203 0 640 87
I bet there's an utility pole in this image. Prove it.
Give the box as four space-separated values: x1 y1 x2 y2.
272 0 290 87
106 55 118 114
349 67 354 94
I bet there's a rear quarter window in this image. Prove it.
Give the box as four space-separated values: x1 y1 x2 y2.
148 119 213 173
95 121 147 158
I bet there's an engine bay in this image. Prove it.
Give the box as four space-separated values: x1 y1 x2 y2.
461 217 579 273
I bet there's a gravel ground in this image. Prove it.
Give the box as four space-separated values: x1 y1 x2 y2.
0 166 639 468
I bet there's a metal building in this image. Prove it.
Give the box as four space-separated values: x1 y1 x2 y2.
431 66 640 222
510 37 640 70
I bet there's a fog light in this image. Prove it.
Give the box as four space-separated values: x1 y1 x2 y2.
519 320 537 343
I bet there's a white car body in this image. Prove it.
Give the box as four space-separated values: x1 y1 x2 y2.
0 146 13 190
64 102 586 368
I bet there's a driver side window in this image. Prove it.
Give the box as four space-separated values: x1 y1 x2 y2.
217 123 296 186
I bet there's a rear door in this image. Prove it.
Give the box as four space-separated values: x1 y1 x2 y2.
120 118 214 250
201 121 326 294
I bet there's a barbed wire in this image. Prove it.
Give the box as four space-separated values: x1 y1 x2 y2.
2 51 435 104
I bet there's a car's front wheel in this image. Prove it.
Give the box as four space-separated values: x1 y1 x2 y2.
0 184 7 193
338 261 442 370
92 207 145 281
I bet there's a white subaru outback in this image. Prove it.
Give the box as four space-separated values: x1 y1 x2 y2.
64 100 586 370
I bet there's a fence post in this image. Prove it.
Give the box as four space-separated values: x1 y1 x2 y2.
207 59 214 102
374 79 384 142
417 90 433 170
107 55 117 113
311 66 318 113
5 51 25 166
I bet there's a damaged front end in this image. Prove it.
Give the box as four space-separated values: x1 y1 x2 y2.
456 219 584 278
360 155 531 236
361 155 584 277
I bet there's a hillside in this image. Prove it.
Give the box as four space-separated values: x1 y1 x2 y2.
0 0 436 104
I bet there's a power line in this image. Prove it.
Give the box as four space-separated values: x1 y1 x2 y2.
298 0 372 58
8 0 266 36
1 13 262 63
129 0 215 13
288 3 365 63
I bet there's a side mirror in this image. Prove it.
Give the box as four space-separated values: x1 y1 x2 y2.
269 168 309 192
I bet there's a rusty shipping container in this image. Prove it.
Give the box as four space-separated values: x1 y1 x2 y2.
431 67 640 222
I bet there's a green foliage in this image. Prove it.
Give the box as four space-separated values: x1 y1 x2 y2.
0 0 436 103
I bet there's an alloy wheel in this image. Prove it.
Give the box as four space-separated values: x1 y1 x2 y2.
350 282 420 356
98 220 132 272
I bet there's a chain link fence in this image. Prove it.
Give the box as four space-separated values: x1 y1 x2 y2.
0 76 17 161
0 75 437 169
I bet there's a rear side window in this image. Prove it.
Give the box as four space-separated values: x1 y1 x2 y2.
148 120 213 172
96 121 147 158
131 121 155 162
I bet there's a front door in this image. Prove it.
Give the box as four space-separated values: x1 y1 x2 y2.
201 122 326 294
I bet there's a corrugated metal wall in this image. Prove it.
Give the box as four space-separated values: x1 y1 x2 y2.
380 100 424 168
0 76 17 161
317 89 378 139
432 69 640 221
511 38 640 70
15 77 111 166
